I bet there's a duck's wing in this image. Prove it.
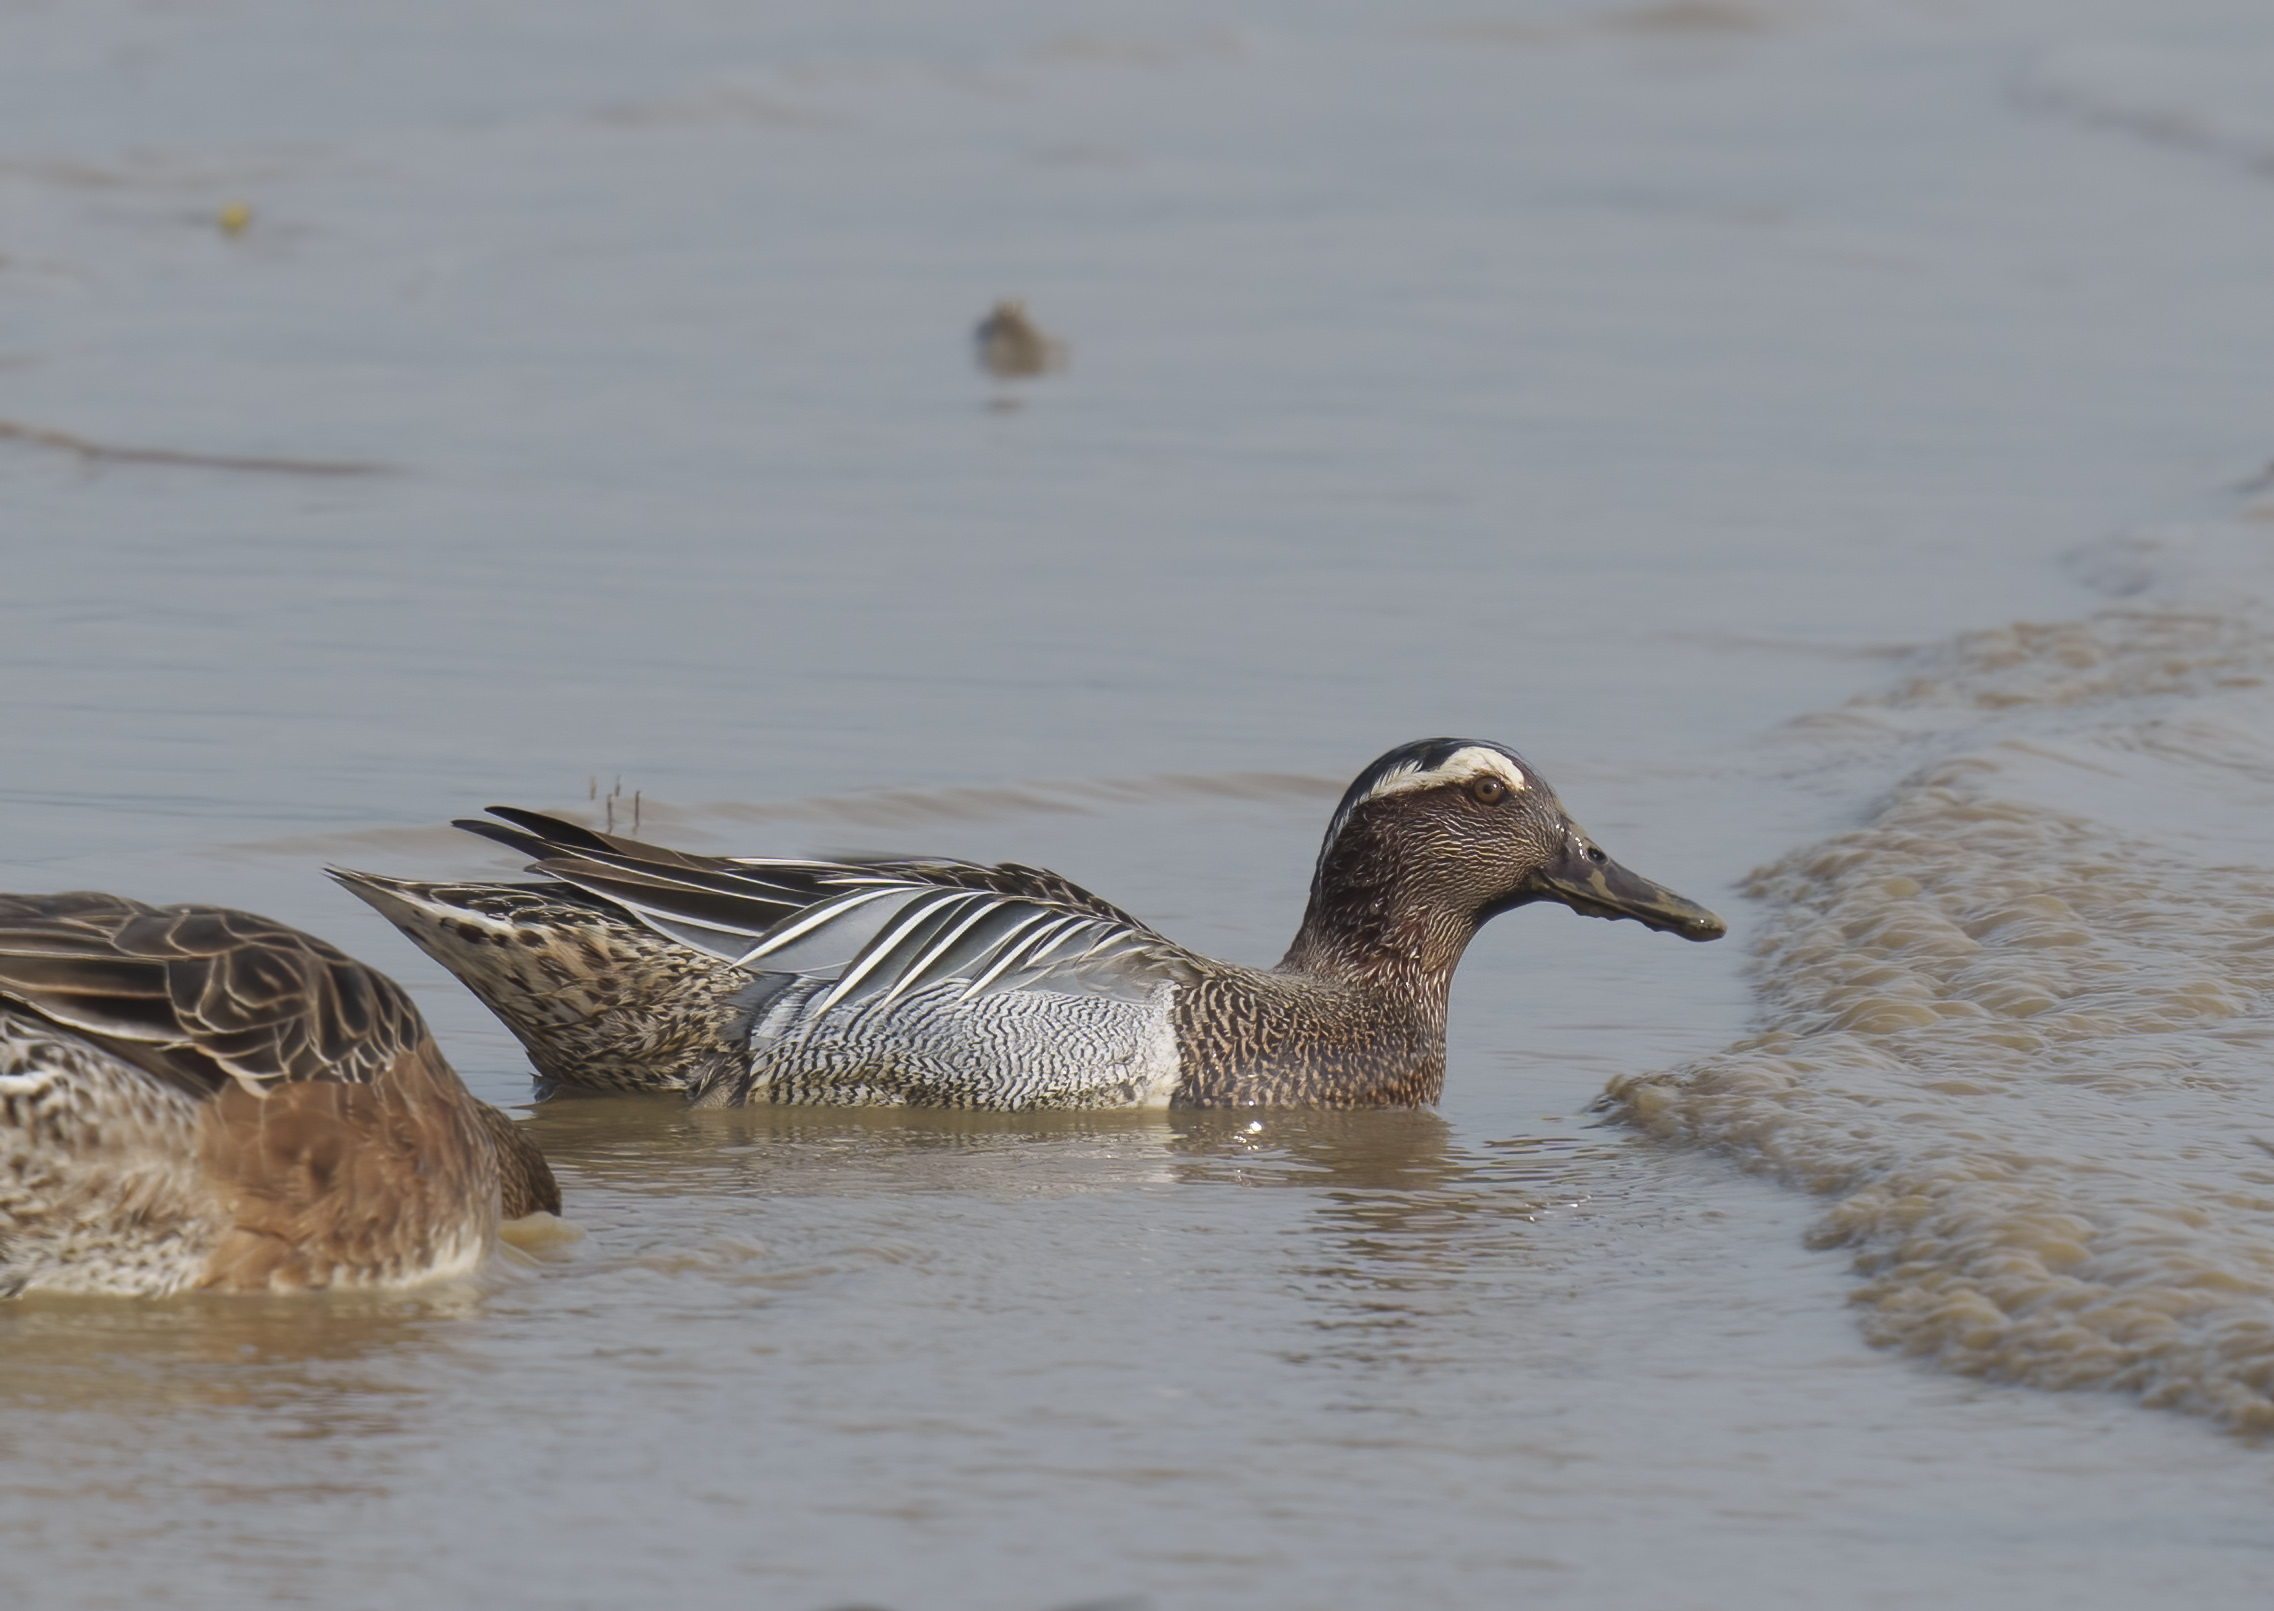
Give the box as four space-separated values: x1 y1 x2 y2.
0 893 425 1098
456 808 1203 1010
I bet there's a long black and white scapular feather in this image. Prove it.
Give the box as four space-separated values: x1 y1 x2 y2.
346 809 1209 1106
458 808 1200 1011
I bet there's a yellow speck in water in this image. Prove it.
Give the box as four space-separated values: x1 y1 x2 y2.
217 201 254 236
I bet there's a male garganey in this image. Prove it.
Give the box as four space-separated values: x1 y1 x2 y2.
334 739 1724 1110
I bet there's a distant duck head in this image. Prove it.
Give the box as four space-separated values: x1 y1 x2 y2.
974 298 1067 379
1284 738 1725 984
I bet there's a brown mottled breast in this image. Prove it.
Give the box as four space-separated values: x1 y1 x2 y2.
1169 966 1448 1109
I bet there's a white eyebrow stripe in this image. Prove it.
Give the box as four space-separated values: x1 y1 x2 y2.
1357 747 1529 806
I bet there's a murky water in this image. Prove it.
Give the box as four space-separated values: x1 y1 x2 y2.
8 1 2274 1606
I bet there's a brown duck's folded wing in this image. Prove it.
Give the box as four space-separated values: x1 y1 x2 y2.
0 893 426 1097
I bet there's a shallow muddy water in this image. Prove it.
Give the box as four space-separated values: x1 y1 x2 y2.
8 1 2274 1607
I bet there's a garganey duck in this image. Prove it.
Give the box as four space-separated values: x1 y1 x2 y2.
0 893 559 1297
333 739 1725 1110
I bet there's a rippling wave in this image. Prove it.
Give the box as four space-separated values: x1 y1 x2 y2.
1611 544 2274 1430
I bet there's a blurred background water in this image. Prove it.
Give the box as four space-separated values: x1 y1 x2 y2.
6 1 2274 1607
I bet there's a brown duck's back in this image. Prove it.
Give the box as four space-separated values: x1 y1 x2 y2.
0 893 558 1296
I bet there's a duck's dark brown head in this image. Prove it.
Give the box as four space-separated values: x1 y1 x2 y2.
1282 738 1724 986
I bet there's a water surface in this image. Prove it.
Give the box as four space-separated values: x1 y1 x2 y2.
7 1 2274 1606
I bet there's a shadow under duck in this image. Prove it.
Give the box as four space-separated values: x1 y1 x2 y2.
333 739 1724 1110
0 894 559 1297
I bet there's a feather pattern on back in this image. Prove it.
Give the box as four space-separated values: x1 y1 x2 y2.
0 893 558 1296
0 893 424 1097
460 812 1203 1007
340 813 1206 1105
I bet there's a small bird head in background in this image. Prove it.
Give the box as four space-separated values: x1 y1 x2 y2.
974 299 1068 379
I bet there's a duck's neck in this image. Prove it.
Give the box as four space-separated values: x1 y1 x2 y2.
476 1101 560 1219
1276 835 1482 1010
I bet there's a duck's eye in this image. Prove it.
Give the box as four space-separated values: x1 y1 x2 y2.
1468 776 1508 806
1587 845 1607 864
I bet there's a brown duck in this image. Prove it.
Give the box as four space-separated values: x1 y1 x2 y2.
333 739 1725 1111
0 893 558 1297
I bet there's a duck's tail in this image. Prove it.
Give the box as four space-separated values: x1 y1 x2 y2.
326 868 744 1096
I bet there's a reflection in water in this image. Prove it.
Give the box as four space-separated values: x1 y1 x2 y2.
0 1096 1619 1435
1167 1111 1607 1363
0 1092 1623 1538
517 1094 1611 1371
528 1093 1598 1212
526 1091 1192 1196
0 1291 472 1564
0 1283 491 1422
